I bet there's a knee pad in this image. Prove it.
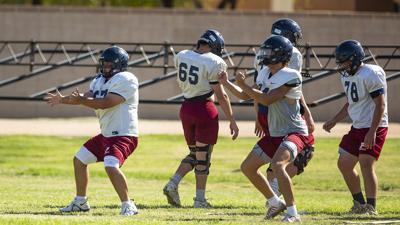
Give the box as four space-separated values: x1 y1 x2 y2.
294 145 314 175
75 146 97 165
279 140 298 161
104 155 120 168
194 145 213 175
181 146 196 169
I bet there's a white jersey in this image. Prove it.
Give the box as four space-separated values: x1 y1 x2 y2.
256 47 302 92
175 50 227 99
89 71 139 137
265 67 307 136
341 64 388 128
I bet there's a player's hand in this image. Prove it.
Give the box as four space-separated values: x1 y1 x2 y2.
307 121 315 134
235 71 246 87
363 129 376 150
70 88 83 104
218 71 229 84
230 120 239 140
44 89 63 106
254 120 265 138
323 119 336 133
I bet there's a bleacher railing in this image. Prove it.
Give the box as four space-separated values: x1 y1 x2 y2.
0 40 399 107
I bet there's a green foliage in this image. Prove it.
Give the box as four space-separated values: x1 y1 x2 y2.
0 135 399 224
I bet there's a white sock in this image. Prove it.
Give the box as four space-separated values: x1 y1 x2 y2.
196 189 206 201
287 205 298 216
121 200 131 205
269 178 281 197
171 174 182 185
75 196 87 202
267 195 281 207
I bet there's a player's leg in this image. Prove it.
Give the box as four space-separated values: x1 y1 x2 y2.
104 136 138 215
164 145 195 207
267 138 315 198
270 134 309 222
266 162 298 197
338 151 367 213
164 105 197 207
73 155 89 197
338 151 361 196
358 154 378 214
193 142 213 208
358 127 387 214
104 158 138 215
337 128 369 213
270 147 294 215
60 142 99 212
241 147 274 199
171 146 196 185
243 136 286 220
105 158 129 201
192 100 219 208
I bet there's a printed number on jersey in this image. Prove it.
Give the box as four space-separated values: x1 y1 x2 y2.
94 89 108 98
179 62 199 85
344 81 359 102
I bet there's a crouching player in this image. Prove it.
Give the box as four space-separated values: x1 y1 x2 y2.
45 46 140 215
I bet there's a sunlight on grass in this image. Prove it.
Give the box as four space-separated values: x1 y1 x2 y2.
0 135 399 224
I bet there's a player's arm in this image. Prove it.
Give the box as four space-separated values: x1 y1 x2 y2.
72 89 125 110
218 71 251 100
235 72 291 106
301 94 315 133
212 83 239 140
322 102 349 133
364 90 385 149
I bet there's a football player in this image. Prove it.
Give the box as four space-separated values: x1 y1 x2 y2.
323 40 388 215
163 29 239 208
252 18 315 197
45 46 139 215
219 35 314 222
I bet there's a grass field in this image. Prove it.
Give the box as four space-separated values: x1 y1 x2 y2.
0 135 399 224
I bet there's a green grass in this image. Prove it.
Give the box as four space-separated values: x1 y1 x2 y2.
0 135 399 224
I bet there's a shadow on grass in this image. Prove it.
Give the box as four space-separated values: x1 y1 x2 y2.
1 211 85 216
45 203 248 210
302 210 400 222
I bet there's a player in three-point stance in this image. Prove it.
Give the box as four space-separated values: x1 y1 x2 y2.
163 29 239 208
219 35 314 222
45 46 140 215
323 40 388 215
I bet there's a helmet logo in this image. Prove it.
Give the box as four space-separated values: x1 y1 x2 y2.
273 28 282 35
209 34 216 42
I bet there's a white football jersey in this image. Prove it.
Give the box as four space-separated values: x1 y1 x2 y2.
341 64 388 128
264 67 307 136
174 50 227 99
89 71 139 137
256 46 302 92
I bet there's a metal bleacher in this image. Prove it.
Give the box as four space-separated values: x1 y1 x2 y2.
0 40 399 107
